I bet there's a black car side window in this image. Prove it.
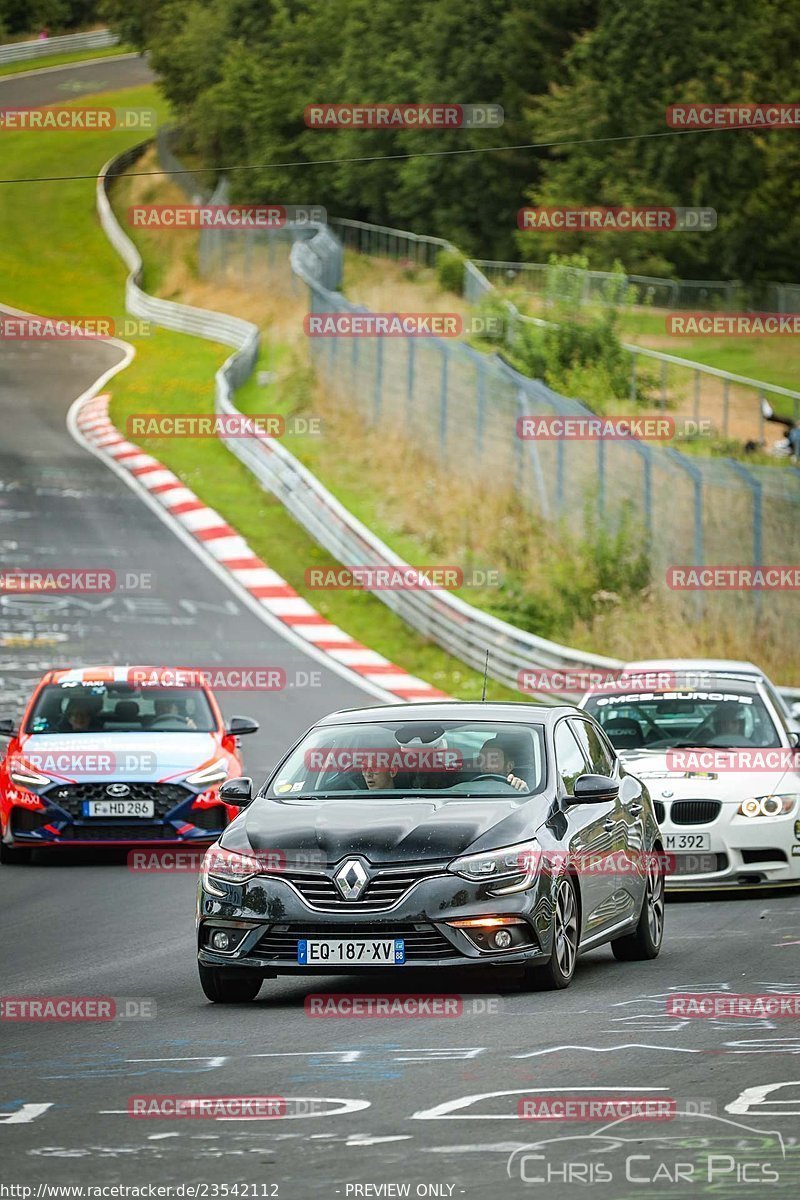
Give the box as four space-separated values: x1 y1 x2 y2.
554 721 589 796
570 718 614 776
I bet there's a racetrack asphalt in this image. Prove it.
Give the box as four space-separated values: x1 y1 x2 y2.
0 57 798 1200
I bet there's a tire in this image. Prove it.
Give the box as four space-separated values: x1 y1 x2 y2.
198 964 262 1003
521 873 579 991
612 850 665 961
0 842 31 865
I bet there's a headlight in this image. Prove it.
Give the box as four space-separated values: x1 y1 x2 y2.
186 758 228 788
9 762 52 788
738 795 798 818
448 838 541 895
202 845 264 896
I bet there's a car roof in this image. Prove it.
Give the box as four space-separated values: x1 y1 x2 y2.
624 658 763 675
585 675 764 698
40 666 210 688
314 701 578 726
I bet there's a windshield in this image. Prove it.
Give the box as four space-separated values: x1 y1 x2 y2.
26 683 217 734
268 719 547 797
583 689 781 751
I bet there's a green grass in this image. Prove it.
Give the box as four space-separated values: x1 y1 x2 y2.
0 81 518 702
0 45 133 78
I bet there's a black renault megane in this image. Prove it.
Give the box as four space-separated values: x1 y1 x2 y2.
196 702 665 1001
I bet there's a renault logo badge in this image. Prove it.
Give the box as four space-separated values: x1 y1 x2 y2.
334 858 369 900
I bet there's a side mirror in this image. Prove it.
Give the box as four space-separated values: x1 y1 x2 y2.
225 716 259 737
219 776 254 808
566 773 620 805
0 718 16 738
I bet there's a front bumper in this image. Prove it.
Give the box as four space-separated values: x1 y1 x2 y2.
664 809 800 889
4 783 229 847
197 866 552 973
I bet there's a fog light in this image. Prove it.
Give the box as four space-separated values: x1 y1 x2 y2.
211 930 232 951
493 929 513 950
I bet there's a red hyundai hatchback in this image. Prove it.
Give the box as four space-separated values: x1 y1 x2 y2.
0 666 259 863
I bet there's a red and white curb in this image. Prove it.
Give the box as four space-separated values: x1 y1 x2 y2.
75 394 449 704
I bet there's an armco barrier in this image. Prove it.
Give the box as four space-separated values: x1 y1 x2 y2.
0 28 118 65
97 143 799 705
96 142 621 702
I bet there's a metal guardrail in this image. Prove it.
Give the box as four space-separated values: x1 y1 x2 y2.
97 144 621 703
0 28 118 65
97 142 259 424
98 141 798 704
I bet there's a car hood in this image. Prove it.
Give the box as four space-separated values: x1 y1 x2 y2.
16 731 220 784
233 792 538 865
619 748 796 800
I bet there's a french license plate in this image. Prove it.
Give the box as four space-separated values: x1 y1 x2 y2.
82 799 155 818
665 832 711 851
297 938 405 965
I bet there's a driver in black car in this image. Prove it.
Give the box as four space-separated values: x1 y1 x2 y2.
478 734 529 792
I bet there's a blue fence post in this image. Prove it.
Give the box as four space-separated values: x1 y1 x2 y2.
439 343 448 458
597 437 605 519
406 337 415 426
727 461 764 612
374 336 384 422
475 357 486 460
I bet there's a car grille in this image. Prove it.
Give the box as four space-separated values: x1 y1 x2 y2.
44 783 193 820
653 801 666 824
284 866 444 911
670 852 728 875
253 922 461 960
669 800 721 825
59 823 179 841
